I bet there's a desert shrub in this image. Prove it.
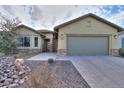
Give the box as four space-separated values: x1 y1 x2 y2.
0 14 20 54
48 58 54 63
119 48 124 56
0 31 17 54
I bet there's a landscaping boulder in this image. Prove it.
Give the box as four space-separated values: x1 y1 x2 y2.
15 58 25 67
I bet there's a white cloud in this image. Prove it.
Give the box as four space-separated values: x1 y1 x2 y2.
0 5 124 30
109 11 124 21
108 10 124 27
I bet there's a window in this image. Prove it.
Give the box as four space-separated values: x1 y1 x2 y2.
34 37 38 47
17 36 23 47
122 38 124 48
17 36 30 47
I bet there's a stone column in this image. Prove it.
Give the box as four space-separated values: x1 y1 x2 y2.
111 49 119 56
57 49 67 56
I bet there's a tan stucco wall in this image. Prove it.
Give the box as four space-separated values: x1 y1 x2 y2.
58 17 118 55
42 33 53 51
43 33 53 43
16 27 44 50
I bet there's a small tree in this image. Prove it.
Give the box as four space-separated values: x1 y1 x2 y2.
0 13 21 54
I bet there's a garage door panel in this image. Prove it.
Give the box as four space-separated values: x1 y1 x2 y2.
67 36 108 56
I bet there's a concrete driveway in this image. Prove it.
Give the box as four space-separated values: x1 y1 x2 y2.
70 56 124 88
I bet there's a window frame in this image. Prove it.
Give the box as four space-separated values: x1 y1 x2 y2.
17 35 31 48
122 38 124 48
34 37 38 47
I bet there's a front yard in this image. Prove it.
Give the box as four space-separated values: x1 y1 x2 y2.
1 51 124 88
0 52 90 88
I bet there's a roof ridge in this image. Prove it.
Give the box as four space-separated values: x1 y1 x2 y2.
54 13 124 32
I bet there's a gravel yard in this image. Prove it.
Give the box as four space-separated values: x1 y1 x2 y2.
26 60 90 88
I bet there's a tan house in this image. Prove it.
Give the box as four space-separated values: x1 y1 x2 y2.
54 13 124 56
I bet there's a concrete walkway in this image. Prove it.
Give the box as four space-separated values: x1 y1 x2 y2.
27 52 69 61
27 52 57 61
27 53 124 88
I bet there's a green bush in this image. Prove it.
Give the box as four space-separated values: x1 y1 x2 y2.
48 58 54 63
119 48 124 56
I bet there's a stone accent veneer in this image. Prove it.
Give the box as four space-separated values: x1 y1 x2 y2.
111 49 119 56
48 43 53 52
18 49 42 54
57 49 67 56
58 49 119 56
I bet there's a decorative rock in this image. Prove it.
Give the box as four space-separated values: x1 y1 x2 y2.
19 71 25 76
12 75 19 79
4 70 10 73
6 78 13 83
19 79 25 84
4 81 9 85
1 86 8 88
24 76 28 80
27 67 31 72
0 57 30 88
14 79 19 83
0 77 6 83
0 79 5 84
9 83 19 88
15 59 25 67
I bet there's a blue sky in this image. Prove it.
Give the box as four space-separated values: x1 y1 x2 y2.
0 5 124 30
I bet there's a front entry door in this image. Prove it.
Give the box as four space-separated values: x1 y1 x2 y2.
44 39 50 52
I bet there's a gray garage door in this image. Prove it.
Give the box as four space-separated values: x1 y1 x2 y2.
67 36 109 56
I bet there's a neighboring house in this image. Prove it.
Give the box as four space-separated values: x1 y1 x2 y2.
118 31 124 48
16 25 45 53
37 30 54 52
54 13 124 56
